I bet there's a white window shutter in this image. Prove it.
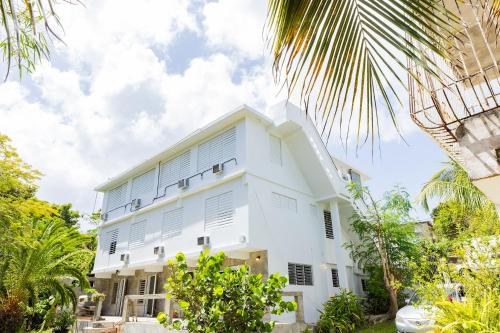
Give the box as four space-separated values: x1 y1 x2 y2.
205 191 234 231
197 127 236 171
129 220 146 249
159 151 191 189
162 208 184 239
107 183 127 211
131 169 155 201
269 135 282 165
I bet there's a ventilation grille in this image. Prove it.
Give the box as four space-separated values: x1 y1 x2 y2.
288 263 313 286
324 210 334 239
270 134 282 165
138 279 146 304
107 183 127 211
159 151 191 189
331 268 339 287
106 229 119 255
205 191 234 231
162 208 183 239
272 192 297 212
197 127 236 171
129 220 146 249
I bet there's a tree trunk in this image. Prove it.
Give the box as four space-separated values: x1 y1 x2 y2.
386 286 399 319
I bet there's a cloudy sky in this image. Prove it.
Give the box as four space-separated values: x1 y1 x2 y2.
0 0 447 224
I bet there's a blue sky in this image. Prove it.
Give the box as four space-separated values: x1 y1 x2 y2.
0 0 447 223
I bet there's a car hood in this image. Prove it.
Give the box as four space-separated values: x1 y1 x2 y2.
397 305 432 320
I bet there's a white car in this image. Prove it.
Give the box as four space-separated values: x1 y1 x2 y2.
396 286 464 333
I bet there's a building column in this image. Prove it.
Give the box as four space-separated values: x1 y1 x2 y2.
330 199 350 290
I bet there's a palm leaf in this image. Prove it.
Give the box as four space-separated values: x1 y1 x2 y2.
266 0 459 148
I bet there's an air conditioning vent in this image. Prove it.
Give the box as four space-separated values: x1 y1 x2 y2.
153 246 165 256
131 198 141 209
100 213 108 221
120 253 130 263
212 163 223 174
178 178 189 190
197 236 210 246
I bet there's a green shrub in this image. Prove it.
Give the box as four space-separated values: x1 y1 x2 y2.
52 307 76 333
316 290 364 333
0 297 24 333
363 266 405 315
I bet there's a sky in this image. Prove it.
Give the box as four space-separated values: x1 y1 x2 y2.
0 0 447 226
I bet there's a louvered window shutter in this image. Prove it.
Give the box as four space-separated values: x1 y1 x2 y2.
324 210 334 239
106 229 118 255
288 263 313 286
110 282 119 304
162 208 183 239
138 279 146 304
159 151 191 189
205 191 234 231
131 169 155 202
107 183 127 212
129 220 146 249
197 127 236 171
331 269 340 287
269 135 282 165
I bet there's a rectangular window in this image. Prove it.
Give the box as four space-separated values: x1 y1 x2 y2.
349 169 362 186
106 229 118 255
131 169 156 202
269 135 282 165
361 279 368 292
129 220 146 249
331 269 339 287
159 151 191 190
137 279 146 305
323 210 334 239
272 192 297 212
288 263 313 286
205 191 234 231
162 208 183 239
107 183 128 212
110 282 119 304
197 127 236 171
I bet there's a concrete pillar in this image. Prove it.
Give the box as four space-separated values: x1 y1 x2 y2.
93 299 103 322
330 200 350 290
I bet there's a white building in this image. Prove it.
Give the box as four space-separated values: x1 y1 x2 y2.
92 103 368 325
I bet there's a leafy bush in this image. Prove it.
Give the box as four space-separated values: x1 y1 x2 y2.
316 290 364 333
52 307 76 333
157 251 296 333
0 297 24 333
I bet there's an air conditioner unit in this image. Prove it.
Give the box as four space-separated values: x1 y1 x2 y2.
178 178 189 190
100 213 108 221
154 246 165 256
212 163 224 174
131 198 141 209
120 253 130 263
197 236 210 246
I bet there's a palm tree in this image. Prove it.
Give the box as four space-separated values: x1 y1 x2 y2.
418 160 492 212
266 0 499 146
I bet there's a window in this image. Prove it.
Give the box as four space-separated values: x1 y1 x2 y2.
162 208 183 239
197 127 236 171
288 263 313 286
129 220 146 249
349 169 362 186
361 279 368 292
331 269 339 287
269 135 282 165
159 151 191 189
106 229 118 255
107 183 127 212
131 169 156 201
205 191 234 231
272 192 297 212
323 210 334 239
110 282 119 304
137 279 146 304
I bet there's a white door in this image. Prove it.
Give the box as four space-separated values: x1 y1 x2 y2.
145 274 157 316
115 278 127 316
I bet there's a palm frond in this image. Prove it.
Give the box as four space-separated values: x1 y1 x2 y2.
267 0 459 148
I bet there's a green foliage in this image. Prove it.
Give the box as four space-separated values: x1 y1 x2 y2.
362 267 390 315
0 296 24 333
316 290 364 333
52 307 76 333
157 251 296 333
52 203 81 228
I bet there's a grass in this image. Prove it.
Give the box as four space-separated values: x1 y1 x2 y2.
356 320 396 333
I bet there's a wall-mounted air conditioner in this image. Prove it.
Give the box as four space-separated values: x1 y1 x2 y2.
100 213 108 221
197 236 210 247
131 198 141 209
154 246 165 256
178 178 189 190
212 163 223 174
120 253 130 263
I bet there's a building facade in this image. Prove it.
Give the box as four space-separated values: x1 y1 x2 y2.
92 103 368 324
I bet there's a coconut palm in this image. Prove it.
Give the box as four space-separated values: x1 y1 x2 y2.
418 160 492 212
